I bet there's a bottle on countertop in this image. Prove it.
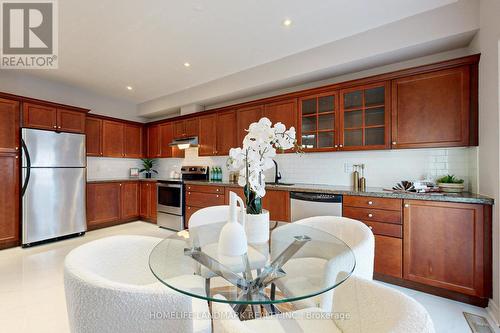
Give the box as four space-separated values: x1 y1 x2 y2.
359 164 366 192
352 165 359 192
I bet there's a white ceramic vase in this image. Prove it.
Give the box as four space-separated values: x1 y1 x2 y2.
245 210 270 244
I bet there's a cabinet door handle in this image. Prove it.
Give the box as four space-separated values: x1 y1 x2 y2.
58 126 61 129
119 183 122 186
216 189 219 192
216 195 219 198
187 207 191 210
188 192 191 195
368 213 373 218
368 201 373 205
392 141 396 145
404 204 409 208
368 226 373 230
334 145 338 148
53 125 57 129
15 147 19 151
15 156 18 159
339 144 343 148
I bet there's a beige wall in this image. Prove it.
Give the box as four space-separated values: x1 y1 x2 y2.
469 0 500 325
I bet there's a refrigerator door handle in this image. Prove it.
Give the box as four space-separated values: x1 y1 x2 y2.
21 138 31 196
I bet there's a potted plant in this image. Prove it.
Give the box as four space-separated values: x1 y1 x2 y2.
227 117 298 242
436 174 465 193
140 158 158 179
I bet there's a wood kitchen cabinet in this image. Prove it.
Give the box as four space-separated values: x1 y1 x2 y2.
298 91 339 151
216 110 237 156
0 98 20 153
391 66 471 148
123 124 143 158
85 117 103 156
264 99 298 130
23 102 86 133
185 184 225 228
57 108 86 133
102 120 124 157
237 105 264 143
173 118 199 138
159 123 173 158
198 114 217 156
339 82 390 150
140 181 157 222
403 200 491 298
343 195 403 278
224 187 290 222
87 182 122 229
121 182 139 219
147 124 161 158
0 154 20 249
101 120 143 158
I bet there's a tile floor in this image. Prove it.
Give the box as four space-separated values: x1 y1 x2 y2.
0 221 498 333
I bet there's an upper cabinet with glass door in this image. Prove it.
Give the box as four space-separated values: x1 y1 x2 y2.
298 91 339 151
339 82 390 150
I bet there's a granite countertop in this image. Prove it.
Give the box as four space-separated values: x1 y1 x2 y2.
183 180 494 205
86 178 158 183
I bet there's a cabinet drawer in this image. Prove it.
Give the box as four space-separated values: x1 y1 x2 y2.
185 184 224 194
362 220 402 238
375 235 402 278
343 196 402 211
185 191 224 207
343 206 401 224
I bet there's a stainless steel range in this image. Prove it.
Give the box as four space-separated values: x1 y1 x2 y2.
157 166 209 231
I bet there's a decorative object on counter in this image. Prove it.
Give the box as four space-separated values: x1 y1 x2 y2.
218 191 248 256
139 158 158 179
352 165 359 192
392 181 415 192
169 170 181 179
437 174 465 193
129 168 139 178
352 164 365 192
226 117 298 215
228 171 239 183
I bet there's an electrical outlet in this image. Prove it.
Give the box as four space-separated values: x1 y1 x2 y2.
344 162 353 173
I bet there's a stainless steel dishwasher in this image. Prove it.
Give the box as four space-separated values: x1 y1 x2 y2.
290 192 342 221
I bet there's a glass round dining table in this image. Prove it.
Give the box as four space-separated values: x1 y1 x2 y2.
149 221 355 315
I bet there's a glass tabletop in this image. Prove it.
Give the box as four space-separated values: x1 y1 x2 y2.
149 221 355 306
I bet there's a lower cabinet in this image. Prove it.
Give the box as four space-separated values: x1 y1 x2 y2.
403 200 491 299
0 154 20 249
224 186 291 222
87 182 122 229
343 196 403 278
139 181 157 222
185 184 225 228
87 180 156 230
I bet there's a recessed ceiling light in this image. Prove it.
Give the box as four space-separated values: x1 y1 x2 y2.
126 86 133 91
282 18 292 27
183 62 191 68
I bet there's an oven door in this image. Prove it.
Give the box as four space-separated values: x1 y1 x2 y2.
157 183 183 215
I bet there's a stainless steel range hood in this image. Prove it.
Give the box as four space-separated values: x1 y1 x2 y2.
169 136 199 149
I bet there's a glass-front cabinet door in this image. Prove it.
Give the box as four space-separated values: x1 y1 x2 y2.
298 91 339 151
340 82 390 150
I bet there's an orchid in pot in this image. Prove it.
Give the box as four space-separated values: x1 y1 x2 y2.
227 117 298 242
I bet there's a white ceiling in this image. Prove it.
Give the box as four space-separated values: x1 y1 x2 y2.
16 0 460 111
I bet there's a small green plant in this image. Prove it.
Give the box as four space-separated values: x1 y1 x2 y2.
140 158 158 178
436 174 464 184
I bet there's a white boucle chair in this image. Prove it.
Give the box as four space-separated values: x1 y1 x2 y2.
64 235 211 333
189 206 268 292
271 216 374 312
212 276 435 333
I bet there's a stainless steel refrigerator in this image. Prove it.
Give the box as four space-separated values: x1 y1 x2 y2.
21 128 87 246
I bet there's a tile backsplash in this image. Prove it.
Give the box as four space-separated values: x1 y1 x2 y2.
87 157 142 180
88 147 478 192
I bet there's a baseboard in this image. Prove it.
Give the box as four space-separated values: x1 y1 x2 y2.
487 298 500 327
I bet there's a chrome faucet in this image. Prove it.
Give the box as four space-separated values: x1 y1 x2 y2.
273 160 282 184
